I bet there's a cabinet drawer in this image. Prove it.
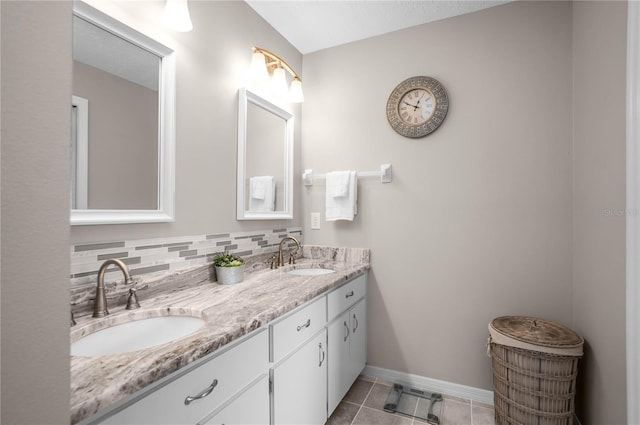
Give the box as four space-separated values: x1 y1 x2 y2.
327 273 366 321
101 329 268 425
271 297 326 362
200 375 269 425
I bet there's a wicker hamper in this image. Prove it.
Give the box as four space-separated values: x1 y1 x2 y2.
488 316 583 425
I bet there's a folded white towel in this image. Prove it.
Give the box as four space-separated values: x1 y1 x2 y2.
249 176 275 212
326 171 357 221
250 176 268 200
328 170 351 197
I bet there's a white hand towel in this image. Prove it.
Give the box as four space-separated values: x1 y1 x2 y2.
249 176 275 212
250 176 268 200
328 170 351 197
326 171 357 221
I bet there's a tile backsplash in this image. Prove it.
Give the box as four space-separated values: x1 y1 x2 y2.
70 227 302 286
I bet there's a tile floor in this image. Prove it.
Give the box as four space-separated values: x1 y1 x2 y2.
327 376 496 425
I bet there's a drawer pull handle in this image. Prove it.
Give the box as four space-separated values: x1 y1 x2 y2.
297 319 311 331
319 342 325 367
345 290 354 298
184 379 218 405
353 313 359 333
343 321 350 342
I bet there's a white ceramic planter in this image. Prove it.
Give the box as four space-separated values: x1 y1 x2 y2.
215 265 244 285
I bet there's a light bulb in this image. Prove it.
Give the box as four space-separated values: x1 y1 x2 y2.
271 67 288 99
250 52 269 82
162 0 193 32
289 78 304 103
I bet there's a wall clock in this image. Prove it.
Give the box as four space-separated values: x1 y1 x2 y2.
386 76 449 138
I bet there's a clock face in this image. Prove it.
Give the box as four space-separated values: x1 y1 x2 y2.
398 88 436 125
386 76 449 138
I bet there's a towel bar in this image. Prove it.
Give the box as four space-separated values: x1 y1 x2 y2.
303 164 392 186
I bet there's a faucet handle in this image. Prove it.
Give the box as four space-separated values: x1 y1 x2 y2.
289 253 297 265
70 311 77 327
269 255 278 269
125 288 141 310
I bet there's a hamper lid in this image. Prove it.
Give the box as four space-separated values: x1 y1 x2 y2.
489 316 583 356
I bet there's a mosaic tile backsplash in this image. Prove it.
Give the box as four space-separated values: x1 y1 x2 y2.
70 227 303 286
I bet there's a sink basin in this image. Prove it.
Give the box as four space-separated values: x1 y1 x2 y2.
287 268 336 276
71 316 205 357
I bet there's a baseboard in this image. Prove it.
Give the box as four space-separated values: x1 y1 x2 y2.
361 365 495 406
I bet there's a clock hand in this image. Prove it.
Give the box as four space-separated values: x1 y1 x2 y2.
402 101 419 109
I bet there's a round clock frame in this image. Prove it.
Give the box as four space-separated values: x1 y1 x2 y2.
386 76 449 138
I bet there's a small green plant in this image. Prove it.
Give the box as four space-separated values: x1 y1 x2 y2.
213 253 244 267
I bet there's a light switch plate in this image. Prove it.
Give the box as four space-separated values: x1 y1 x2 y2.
311 212 321 229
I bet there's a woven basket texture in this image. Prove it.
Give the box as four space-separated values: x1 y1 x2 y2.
491 343 580 425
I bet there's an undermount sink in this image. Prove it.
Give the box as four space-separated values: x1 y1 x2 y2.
287 268 336 276
71 316 205 357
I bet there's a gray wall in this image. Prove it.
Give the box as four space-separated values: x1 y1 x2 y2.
1 1 72 423
302 0 574 390
70 0 303 244
302 1 628 423
572 2 628 424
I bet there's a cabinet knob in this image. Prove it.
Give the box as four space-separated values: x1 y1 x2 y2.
345 290 354 298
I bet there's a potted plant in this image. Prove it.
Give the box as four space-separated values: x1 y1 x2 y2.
213 253 245 285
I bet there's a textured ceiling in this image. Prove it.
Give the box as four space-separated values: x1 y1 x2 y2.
245 0 511 54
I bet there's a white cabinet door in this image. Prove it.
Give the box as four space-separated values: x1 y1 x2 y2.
201 375 269 425
327 298 367 417
347 299 367 385
327 311 350 414
272 330 327 425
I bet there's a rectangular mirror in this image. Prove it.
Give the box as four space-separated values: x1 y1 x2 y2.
237 88 293 220
71 1 175 225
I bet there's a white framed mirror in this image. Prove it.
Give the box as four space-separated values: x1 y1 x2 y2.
237 88 294 220
70 1 175 225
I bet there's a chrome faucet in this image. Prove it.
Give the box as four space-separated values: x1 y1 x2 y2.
277 236 301 267
92 259 138 318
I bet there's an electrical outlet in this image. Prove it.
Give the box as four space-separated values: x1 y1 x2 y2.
310 212 321 230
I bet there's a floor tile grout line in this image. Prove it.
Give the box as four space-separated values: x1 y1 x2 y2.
350 376 378 425
344 376 496 425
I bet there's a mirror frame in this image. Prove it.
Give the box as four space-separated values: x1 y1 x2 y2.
71 1 176 225
237 88 294 220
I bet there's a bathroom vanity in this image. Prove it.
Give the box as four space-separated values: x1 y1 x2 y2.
70 247 369 425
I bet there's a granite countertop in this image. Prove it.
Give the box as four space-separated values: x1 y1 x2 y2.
70 246 370 424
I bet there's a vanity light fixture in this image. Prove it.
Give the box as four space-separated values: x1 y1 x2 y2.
250 46 304 103
161 0 193 32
